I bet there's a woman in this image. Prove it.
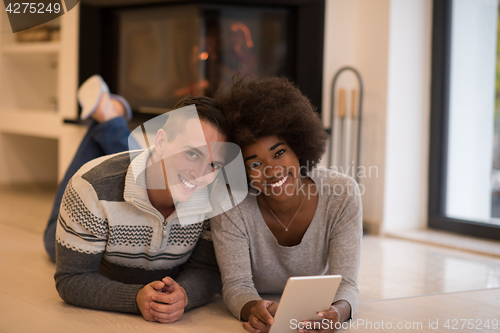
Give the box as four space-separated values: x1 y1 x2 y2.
211 77 362 333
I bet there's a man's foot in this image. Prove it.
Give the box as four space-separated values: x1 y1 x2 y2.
78 75 133 121
91 93 126 123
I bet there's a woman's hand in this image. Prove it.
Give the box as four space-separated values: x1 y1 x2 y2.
242 300 279 333
297 300 351 333
136 277 188 324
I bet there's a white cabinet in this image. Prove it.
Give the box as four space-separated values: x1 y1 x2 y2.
0 5 86 184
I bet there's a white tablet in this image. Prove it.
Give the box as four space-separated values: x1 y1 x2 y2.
269 275 342 333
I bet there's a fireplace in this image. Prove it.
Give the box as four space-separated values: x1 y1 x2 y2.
78 0 325 118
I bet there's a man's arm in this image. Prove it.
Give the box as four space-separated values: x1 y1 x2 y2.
55 242 143 313
174 225 222 311
54 176 144 313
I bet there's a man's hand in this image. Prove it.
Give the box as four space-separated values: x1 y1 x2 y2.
136 277 189 324
243 300 278 333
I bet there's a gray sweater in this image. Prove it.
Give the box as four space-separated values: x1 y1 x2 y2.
55 149 221 314
211 169 362 319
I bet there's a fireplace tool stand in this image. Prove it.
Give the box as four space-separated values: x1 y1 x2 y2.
327 66 364 183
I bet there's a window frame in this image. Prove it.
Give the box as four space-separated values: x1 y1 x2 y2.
429 0 500 240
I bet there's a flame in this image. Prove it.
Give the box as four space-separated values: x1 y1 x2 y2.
199 52 209 60
231 22 254 48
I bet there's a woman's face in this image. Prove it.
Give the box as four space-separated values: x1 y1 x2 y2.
242 135 302 200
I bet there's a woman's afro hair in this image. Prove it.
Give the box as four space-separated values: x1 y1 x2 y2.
214 76 328 172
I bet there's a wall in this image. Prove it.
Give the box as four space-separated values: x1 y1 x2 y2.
323 0 432 233
383 0 432 232
0 133 58 184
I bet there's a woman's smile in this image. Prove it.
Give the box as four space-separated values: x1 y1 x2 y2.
266 173 289 188
242 136 303 200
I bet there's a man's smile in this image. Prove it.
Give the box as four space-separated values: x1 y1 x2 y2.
179 175 197 189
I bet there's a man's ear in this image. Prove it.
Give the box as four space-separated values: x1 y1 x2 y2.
155 129 167 157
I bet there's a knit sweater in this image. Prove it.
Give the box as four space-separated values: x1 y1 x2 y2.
211 169 362 320
55 149 221 314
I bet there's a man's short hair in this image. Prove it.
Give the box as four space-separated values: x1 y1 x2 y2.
163 96 226 142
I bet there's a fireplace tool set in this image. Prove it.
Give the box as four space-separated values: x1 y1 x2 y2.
327 67 364 183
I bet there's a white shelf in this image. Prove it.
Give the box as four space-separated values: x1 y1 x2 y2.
0 5 81 183
2 42 60 55
0 109 61 139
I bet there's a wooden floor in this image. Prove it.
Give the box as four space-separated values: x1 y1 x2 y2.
0 186 499 332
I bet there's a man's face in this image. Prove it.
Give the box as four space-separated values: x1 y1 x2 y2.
156 118 226 203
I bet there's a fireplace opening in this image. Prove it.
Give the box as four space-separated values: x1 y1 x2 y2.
79 0 324 118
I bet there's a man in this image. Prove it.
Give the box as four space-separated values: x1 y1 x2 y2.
49 76 227 323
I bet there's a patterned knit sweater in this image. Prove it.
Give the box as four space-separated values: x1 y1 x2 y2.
54 149 221 314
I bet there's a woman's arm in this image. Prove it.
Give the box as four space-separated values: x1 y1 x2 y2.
211 212 262 320
327 177 363 320
296 178 362 332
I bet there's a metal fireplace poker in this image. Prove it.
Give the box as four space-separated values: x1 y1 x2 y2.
328 66 364 183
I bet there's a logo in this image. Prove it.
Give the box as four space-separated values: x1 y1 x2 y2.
3 0 79 33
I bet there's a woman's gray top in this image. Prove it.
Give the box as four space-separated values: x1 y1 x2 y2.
211 168 362 319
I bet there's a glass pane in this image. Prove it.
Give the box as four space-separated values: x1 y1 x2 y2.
493 1 500 220
116 4 290 111
203 5 289 94
446 0 500 225
118 5 201 110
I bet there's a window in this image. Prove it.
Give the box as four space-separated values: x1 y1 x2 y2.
429 0 500 240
